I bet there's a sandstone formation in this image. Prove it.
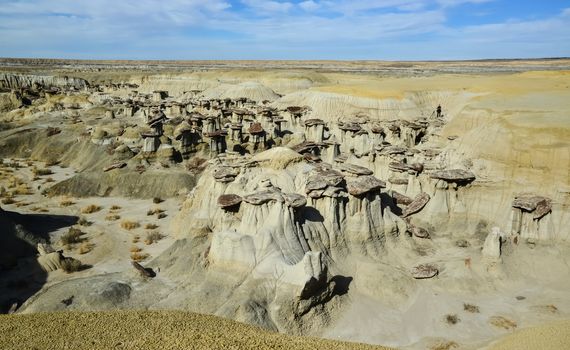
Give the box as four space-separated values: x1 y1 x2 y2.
1 60 570 349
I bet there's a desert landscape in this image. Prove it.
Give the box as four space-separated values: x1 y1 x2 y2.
1 58 570 350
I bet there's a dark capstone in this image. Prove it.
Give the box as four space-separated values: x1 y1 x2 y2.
217 194 243 208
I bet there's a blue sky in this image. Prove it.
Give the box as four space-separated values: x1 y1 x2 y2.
0 0 569 60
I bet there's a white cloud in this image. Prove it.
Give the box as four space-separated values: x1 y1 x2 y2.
299 1 320 12
0 0 568 59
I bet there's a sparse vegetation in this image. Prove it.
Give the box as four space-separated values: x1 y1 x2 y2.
60 227 85 245
130 246 142 253
144 231 163 245
445 314 460 325
32 167 53 176
1 197 16 205
78 242 95 254
78 217 92 226
132 235 140 244
463 303 480 313
147 208 164 216
489 316 517 330
60 198 75 207
105 214 121 221
430 341 459 350
110 205 122 211
60 257 83 273
157 212 167 219
153 197 163 204
121 220 140 230
131 252 149 262
81 204 102 214
145 223 158 230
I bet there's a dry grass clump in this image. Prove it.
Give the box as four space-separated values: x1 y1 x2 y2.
131 251 149 262
60 227 85 246
147 208 164 216
60 198 75 207
32 167 53 176
105 214 121 221
152 197 163 204
489 316 517 330
144 231 163 245
130 246 142 253
132 235 140 244
121 220 140 230
430 341 459 350
1 197 16 205
110 205 122 211
78 242 95 254
81 204 102 214
145 223 159 230
30 206 49 213
60 257 83 273
463 303 480 313
157 212 167 219
445 314 460 325
78 217 92 226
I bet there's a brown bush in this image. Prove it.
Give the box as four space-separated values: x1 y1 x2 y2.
145 223 158 230
489 316 517 330
445 314 460 325
60 199 75 207
152 197 163 204
60 227 85 245
144 231 164 245
110 205 122 211
78 242 94 254
157 213 167 219
463 303 480 313
121 220 140 230
130 246 142 253
105 214 121 221
60 257 82 273
147 208 164 216
32 167 53 176
81 204 102 214
1 197 16 205
130 252 149 262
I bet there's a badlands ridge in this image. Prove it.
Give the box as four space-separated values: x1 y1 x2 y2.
0 59 569 349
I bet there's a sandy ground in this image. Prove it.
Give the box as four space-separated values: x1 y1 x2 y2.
0 157 182 285
0 310 393 350
487 320 570 350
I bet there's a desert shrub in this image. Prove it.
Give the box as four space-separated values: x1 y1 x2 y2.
130 252 149 262
121 220 140 230
463 303 480 313
1 197 16 205
146 208 164 216
44 177 55 183
489 316 517 330
32 167 53 176
60 199 75 207
144 231 163 245
60 227 85 245
45 159 60 167
78 242 94 254
157 213 167 219
81 204 102 214
430 341 459 350
132 235 140 244
78 217 92 226
110 205 122 211
105 214 121 221
445 314 460 325
130 246 142 253
60 257 82 273
144 223 158 230
152 197 163 204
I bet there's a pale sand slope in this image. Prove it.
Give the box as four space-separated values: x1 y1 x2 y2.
488 320 570 350
0 311 393 350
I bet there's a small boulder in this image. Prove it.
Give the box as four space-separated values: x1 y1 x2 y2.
411 264 438 279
